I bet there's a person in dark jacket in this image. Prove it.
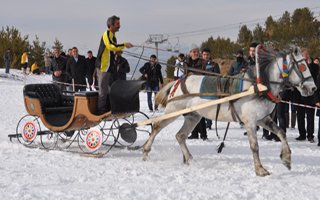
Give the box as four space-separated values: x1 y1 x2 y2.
202 48 220 130
66 47 88 91
113 50 130 81
228 49 248 76
185 44 207 140
139 54 163 112
86 50 97 87
50 47 67 90
315 66 320 146
3 48 12 74
296 48 319 143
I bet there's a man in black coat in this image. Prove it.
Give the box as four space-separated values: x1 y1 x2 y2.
3 48 12 74
50 47 67 90
86 50 97 86
228 49 248 76
139 54 163 112
66 47 88 91
113 50 130 81
296 49 319 143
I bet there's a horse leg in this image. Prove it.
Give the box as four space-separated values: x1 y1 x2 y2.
142 117 177 161
244 122 270 176
258 116 291 170
175 112 202 164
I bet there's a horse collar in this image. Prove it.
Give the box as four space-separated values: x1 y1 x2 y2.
266 91 280 103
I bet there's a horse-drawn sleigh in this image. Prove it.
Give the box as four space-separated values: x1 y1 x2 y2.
8 45 317 176
8 80 152 156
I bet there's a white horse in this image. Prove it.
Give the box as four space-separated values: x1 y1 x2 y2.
142 45 317 176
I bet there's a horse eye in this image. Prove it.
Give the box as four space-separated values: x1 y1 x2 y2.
299 64 306 72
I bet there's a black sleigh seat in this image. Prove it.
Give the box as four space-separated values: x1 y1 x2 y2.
23 84 74 126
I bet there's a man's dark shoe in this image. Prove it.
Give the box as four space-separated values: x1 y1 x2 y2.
201 135 208 141
188 134 199 139
296 136 306 141
262 134 273 141
317 142 320 146
308 137 315 143
274 136 280 142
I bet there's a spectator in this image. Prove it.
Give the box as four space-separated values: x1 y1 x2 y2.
86 50 97 86
202 48 220 130
3 48 12 74
243 42 260 136
173 53 185 80
21 51 28 74
67 48 72 58
44 48 51 74
296 48 319 143
185 44 207 140
96 15 133 113
228 49 248 76
31 62 40 75
50 47 67 90
139 54 163 112
66 47 88 91
315 63 320 146
114 50 130 80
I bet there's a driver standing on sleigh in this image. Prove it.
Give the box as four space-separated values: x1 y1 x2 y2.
96 15 133 114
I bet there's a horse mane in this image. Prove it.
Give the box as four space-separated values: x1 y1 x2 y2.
155 81 175 108
258 46 278 86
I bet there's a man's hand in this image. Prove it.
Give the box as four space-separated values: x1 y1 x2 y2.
316 102 320 107
126 42 133 48
54 70 62 77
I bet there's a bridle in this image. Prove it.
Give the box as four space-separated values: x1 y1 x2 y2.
265 50 311 90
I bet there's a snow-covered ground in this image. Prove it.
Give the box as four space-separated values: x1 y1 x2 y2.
1 69 320 200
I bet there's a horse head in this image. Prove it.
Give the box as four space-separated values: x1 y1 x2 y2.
286 45 316 96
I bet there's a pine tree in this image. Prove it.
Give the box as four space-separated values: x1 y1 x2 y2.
53 38 64 51
30 35 46 71
0 26 29 69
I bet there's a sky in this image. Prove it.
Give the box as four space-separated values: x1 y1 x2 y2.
1 0 320 56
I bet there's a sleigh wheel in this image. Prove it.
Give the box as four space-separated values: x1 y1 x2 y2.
98 120 118 149
16 115 41 147
77 128 104 154
39 130 58 150
85 129 102 152
55 130 78 151
112 112 152 148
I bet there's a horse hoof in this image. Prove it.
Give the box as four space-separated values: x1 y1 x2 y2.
282 160 291 170
142 153 149 161
280 153 291 170
256 168 270 177
183 155 193 165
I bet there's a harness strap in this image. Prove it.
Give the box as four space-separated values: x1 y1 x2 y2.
215 104 221 139
180 78 189 95
266 91 280 103
229 101 243 124
169 79 181 98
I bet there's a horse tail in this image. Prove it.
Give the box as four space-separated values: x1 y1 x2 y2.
155 81 175 108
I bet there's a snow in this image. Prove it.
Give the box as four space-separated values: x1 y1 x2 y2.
1 69 320 200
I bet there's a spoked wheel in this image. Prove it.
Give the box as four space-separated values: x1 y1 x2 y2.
16 115 41 147
56 131 77 150
39 130 58 150
95 120 119 154
111 112 152 149
77 128 110 155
